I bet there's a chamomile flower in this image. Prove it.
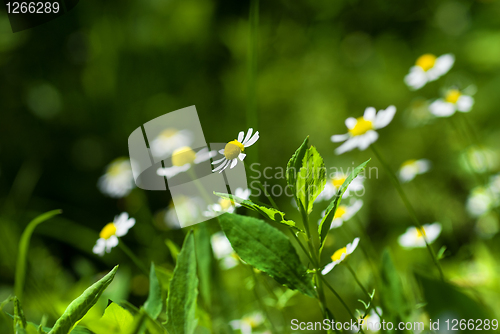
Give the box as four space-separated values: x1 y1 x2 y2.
466 187 497 218
150 128 193 158
331 106 396 155
404 53 455 90
316 172 365 201
398 159 431 183
398 223 441 249
98 158 135 198
230 312 265 334
93 213 135 256
318 199 363 229
157 147 217 178
211 232 238 269
321 237 360 275
429 88 474 117
212 128 259 173
203 188 251 217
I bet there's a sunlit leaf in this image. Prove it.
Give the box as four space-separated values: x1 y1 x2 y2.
286 137 309 202
214 192 301 232
48 266 119 334
166 231 198 334
318 159 370 250
219 213 316 298
296 146 326 214
86 303 134 334
144 263 162 320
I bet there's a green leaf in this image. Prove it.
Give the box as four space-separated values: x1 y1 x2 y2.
13 297 27 334
86 303 134 334
15 210 62 301
166 231 198 334
195 224 212 308
286 136 309 201
219 213 316 298
214 192 301 232
436 246 447 260
296 146 326 214
48 266 119 334
144 263 162 320
318 159 370 250
165 239 180 263
379 249 410 323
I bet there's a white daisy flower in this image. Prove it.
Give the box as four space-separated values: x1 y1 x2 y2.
318 199 363 229
212 128 259 173
398 159 431 183
404 54 455 90
429 88 474 117
461 146 498 174
490 173 500 195
93 212 135 256
203 188 251 218
150 128 193 158
211 232 238 269
357 307 382 333
321 237 360 275
230 312 264 334
98 158 135 198
331 106 396 155
164 196 203 229
157 146 217 178
316 172 365 201
398 223 441 249
466 187 497 218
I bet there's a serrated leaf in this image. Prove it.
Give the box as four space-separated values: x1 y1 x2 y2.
48 266 119 334
166 231 198 334
318 159 370 250
296 146 326 214
219 213 316 298
144 263 162 320
86 303 134 334
214 192 302 232
286 137 309 201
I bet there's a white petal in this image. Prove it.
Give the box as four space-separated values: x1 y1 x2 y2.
237 131 245 143
213 159 229 173
321 262 336 275
345 117 357 129
404 67 427 90
242 128 253 144
212 157 226 165
374 105 396 129
347 237 360 254
416 159 431 174
434 54 455 76
424 223 442 243
93 238 106 256
219 149 225 154
244 131 259 147
238 153 247 161
429 100 456 117
456 95 474 112
363 107 376 122
105 235 119 252
357 131 378 150
335 137 359 155
331 133 349 143
116 217 135 237
230 159 238 169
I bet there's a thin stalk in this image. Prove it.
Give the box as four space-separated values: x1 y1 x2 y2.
370 145 444 280
246 0 259 165
319 275 365 334
344 263 382 318
118 241 149 276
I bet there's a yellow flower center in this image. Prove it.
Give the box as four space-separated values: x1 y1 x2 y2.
416 54 437 71
172 146 196 166
332 176 347 188
224 140 245 160
219 198 234 210
331 247 348 262
348 117 373 137
415 227 426 238
334 205 347 219
445 89 461 104
108 163 124 176
159 128 178 138
100 223 117 239
401 159 417 168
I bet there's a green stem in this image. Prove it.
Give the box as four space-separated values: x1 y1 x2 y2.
319 275 365 334
370 145 444 281
344 263 382 318
118 241 149 276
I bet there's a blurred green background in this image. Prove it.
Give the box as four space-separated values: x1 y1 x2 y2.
2 0 500 332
